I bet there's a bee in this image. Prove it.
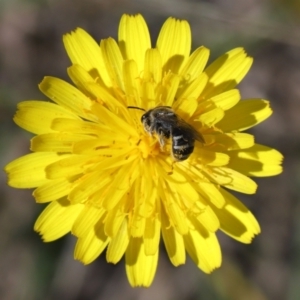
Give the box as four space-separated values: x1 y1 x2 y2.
128 106 204 161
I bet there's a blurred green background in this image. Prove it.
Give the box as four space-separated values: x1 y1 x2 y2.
1 0 300 299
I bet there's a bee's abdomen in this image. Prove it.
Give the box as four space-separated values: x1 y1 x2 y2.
172 134 194 161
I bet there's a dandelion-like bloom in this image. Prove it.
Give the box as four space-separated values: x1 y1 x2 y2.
5 14 283 287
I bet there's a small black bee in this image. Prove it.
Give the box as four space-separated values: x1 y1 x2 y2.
128 106 204 161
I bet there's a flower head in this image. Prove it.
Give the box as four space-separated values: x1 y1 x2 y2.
5 14 283 287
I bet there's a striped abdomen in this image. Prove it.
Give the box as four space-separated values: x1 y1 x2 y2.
171 128 195 161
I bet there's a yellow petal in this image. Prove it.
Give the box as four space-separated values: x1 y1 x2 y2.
215 188 260 243
118 14 151 72
203 48 253 97
174 98 198 120
5 152 66 188
45 155 99 179
161 205 185 266
157 17 191 74
67 64 99 99
142 161 160 218
143 48 162 85
206 167 257 194
51 117 105 136
123 59 141 107
68 171 110 204
184 225 221 273
34 198 83 241
159 182 188 235
85 81 126 111
125 237 158 287
193 148 230 167
39 77 96 121
33 178 73 203
72 206 105 237
164 200 188 235
144 216 161 256
106 219 129 263
196 181 226 208
63 28 111 86
180 46 210 82
227 144 283 177
158 73 181 106
76 142 129 159
74 220 110 264
14 101 79 135
100 38 124 90
195 206 220 233
104 203 126 238
67 64 124 113
91 102 137 137
196 107 225 126
102 162 139 210
77 148 136 170
210 89 241 110
206 132 254 151
130 177 147 238
216 99 272 132
168 180 200 211
176 73 208 105
31 133 95 152
68 155 135 204
130 210 146 238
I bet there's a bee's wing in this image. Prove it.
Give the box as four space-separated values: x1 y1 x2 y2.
175 118 205 143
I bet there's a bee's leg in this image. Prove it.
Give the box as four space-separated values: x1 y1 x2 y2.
167 160 176 175
157 127 166 150
158 136 165 150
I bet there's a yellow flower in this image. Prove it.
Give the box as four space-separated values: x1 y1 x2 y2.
5 14 283 287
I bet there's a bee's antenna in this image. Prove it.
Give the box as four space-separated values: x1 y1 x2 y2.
127 106 146 111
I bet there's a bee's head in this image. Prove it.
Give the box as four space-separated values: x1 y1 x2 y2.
141 110 153 133
127 106 173 133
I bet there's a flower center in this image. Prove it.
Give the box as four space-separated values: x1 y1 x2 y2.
137 135 162 159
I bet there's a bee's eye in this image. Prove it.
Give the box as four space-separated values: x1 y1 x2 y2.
141 114 149 125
